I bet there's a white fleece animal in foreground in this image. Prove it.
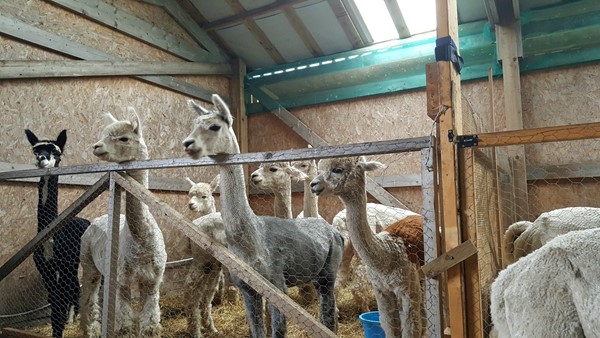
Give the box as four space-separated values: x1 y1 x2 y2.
491 227 600 337
503 207 600 265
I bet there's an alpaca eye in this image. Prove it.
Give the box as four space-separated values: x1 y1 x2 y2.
202 196 208 199
269 167 278 172
119 137 129 142
332 168 343 174
209 125 221 131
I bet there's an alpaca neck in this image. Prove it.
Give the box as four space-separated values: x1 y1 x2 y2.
37 174 59 231
124 169 153 239
302 172 319 218
217 139 259 254
339 176 380 264
273 183 292 219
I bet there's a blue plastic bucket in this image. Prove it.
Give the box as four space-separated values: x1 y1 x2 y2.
358 311 385 337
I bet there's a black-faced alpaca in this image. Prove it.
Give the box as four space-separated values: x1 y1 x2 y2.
25 129 91 338
183 94 345 338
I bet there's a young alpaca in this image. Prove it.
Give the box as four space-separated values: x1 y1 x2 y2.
79 110 167 338
182 94 344 338
25 129 91 338
291 154 320 219
502 207 600 265
491 227 600 337
311 156 425 338
184 175 237 337
250 162 307 219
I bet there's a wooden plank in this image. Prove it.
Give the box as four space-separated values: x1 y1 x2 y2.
0 328 49 338
476 122 600 147
0 138 432 181
202 0 308 31
43 0 212 62
383 0 411 39
113 173 337 338
420 240 478 279
0 175 109 282
101 173 121 337
327 0 364 49
0 14 216 102
0 60 232 79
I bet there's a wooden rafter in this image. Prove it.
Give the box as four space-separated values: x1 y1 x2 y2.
384 0 411 39
224 0 286 64
202 0 307 31
283 6 323 57
327 0 364 49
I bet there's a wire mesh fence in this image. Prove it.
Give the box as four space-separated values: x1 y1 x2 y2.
0 136 443 338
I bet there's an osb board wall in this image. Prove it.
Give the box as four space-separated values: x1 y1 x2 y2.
0 0 228 314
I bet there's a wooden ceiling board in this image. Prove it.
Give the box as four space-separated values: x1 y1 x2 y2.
217 25 277 68
192 0 236 22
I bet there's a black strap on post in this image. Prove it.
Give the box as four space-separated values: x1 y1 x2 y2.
435 36 464 74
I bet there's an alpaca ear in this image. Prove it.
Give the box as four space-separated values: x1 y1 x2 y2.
25 129 39 146
358 157 385 172
185 177 196 187
212 94 233 126
56 130 67 151
210 174 220 192
187 99 209 115
103 112 119 125
128 107 142 138
286 165 308 181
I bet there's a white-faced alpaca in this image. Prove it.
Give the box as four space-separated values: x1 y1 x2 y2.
291 155 321 219
311 156 425 338
502 207 600 265
79 110 167 338
250 162 307 219
184 175 237 337
491 227 600 337
182 94 344 338
25 129 91 338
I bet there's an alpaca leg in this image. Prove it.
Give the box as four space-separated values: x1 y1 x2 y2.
79 270 102 338
268 302 287 338
402 285 424 338
184 262 220 337
138 282 163 338
373 288 403 338
317 276 339 333
237 281 266 338
115 283 136 337
222 268 240 303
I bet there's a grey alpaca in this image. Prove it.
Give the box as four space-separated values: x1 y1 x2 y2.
182 94 345 338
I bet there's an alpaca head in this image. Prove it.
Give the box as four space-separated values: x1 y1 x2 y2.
93 108 148 163
182 94 236 159
310 156 384 197
186 175 220 213
250 162 307 191
291 159 317 179
25 129 67 168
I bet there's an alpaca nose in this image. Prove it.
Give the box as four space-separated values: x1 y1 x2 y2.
251 173 258 179
183 139 194 148
37 155 47 161
310 181 318 188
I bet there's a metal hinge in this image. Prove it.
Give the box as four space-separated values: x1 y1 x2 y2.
448 130 478 148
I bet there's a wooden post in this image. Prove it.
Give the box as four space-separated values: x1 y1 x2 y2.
230 58 248 154
429 0 467 337
102 173 122 338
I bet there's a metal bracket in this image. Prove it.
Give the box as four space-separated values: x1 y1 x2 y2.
448 130 479 148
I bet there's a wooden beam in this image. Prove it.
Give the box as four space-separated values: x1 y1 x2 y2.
224 0 286 64
432 0 468 336
0 60 232 79
0 328 49 338
43 0 213 62
384 0 411 39
420 240 478 279
327 0 364 49
283 7 323 57
476 122 600 147
202 0 307 31
0 15 216 102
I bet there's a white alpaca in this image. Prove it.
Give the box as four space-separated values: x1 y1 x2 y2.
291 154 321 219
79 110 167 338
183 175 230 337
183 94 344 337
311 156 425 338
503 207 600 265
250 162 307 219
491 227 600 337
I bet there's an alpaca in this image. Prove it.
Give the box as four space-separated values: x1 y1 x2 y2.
182 94 344 338
25 129 91 338
250 162 307 219
311 156 425 338
290 154 320 219
502 207 600 265
184 175 237 337
79 109 167 338
491 227 600 337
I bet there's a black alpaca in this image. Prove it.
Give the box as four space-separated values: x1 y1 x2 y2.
25 129 90 338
